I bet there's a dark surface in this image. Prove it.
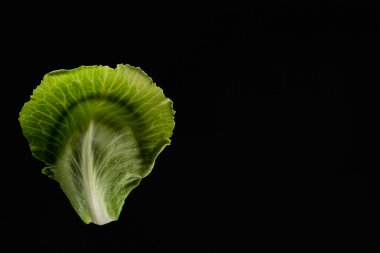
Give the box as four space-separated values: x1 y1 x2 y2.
1 2 377 251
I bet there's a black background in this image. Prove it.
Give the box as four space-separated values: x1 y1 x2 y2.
2 2 379 251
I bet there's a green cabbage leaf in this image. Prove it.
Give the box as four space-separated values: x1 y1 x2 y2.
19 64 175 225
